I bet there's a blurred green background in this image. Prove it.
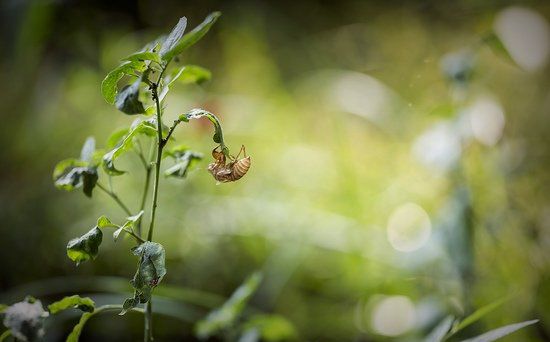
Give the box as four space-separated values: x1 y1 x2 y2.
1 0 550 340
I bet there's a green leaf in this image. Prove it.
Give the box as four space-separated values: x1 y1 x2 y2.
53 159 98 197
451 297 509 335
183 108 229 156
2 297 48 342
483 32 515 66
160 17 188 57
66 311 93 342
168 65 211 87
106 128 130 149
427 316 454 342
66 227 103 266
122 51 161 64
80 137 95 163
0 330 11 342
115 79 146 115
114 211 144 242
96 215 117 229
102 120 157 175
0 304 7 313
461 319 539 342
81 168 98 198
121 242 166 315
164 147 202 178
162 12 221 61
101 61 146 104
195 272 262 339
242 314 297 342
48 295 95 314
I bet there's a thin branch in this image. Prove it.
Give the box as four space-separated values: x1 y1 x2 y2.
96 183 132 216
162 118 184 147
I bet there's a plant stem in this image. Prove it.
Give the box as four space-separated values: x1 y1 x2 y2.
144 65 167 342
145 301 153 342
136 167 152 236
97 182 132 216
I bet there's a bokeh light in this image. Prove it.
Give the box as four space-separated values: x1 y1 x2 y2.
387 203 432 252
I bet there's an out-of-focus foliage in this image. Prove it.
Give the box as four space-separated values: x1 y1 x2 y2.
1 0 550 340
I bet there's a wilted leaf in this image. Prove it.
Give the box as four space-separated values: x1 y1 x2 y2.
168 65 212 86
101 61 146 104
120 242 166 315
164 147 202 178
103 120 157 175
461 319 538 342
66 227 103 265
115 79 146 115
48 295 95 314
2 297 48 342
183 108 228 156
162 12 221 61
196 272 262 339
53 159 98 197
160 17 188 57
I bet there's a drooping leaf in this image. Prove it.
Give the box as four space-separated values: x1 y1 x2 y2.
81 168 98 198
461 319 539 342
164 147 203 178
101 61 146 104
66 227 103 265
241 314 297 342
2 297 48 342
80 137 95 163
120 242 166 315
168 65 212 86
451 297 509 335
102 120 157 175
162 12 221 61
53 159 98 197
427 316 454 342
115 79 146 115
195 272 262 339
66 311 93 342
160 17 188 57
122 51 161 64
183 108 229 156
48 295 95 314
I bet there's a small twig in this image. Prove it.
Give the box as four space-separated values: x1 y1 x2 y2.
96 183 132 216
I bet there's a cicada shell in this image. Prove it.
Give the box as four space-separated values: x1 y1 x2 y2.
208 145 251 183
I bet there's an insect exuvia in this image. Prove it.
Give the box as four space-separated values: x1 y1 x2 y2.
208 145 251 183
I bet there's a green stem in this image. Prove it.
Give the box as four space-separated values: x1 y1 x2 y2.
136 167 152 236
97 183 132 216
144 65 167 342
121 227 146 244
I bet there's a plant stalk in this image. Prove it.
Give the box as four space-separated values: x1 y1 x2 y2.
144 66 167 342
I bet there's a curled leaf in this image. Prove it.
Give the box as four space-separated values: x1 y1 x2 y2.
183 108 229 156
120 242 166 315
115 79 146 115
48 295 95 314
66 227 103 265
101 61 146 104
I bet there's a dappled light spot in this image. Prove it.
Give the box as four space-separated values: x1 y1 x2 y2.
494 6 550 71
466 96 505 146
412 121 462 173
371 295 416 336
332 71 396 124
387 202 431 252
